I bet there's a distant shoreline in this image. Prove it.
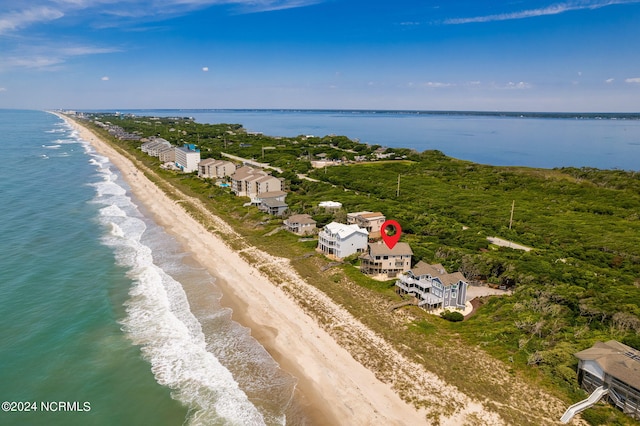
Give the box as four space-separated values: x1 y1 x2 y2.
71 108 640 120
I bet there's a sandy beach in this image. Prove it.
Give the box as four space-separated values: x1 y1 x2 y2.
53 112 574 426
54 112 435 424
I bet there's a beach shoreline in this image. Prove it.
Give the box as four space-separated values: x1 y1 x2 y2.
52 112 434 424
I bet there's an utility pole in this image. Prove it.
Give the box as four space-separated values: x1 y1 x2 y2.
396 174 401 197
509 200 515 230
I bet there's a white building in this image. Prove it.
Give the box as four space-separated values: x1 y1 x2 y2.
175 144 201 173
317 222 368 259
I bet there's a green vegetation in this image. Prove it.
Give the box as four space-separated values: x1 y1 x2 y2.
81 112 640 425
441 310 465 322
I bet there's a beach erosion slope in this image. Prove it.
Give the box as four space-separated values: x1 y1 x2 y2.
56 112 552 425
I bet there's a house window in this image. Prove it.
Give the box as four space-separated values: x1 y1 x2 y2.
383 256 388 260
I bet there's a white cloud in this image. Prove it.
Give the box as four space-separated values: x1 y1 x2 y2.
101 76 110 80
202 67 209 71
506 81 532 89
444 1 640 25
625 77 640 84
60 46 120 55
1 43 119 71
0 6 64 34
605 78 615 83
0 87 6 92
3 56 65 69
423 81 454 88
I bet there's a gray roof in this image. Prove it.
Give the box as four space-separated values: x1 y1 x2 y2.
408 261 466 286
262 198 288 208
575 340 640 390
286 214 316 225
411 261 447 277
255 190 287 199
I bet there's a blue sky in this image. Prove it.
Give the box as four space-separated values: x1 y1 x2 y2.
1 0 639 111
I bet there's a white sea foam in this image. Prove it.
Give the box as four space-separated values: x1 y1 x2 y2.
42 144 61 149
90 155 266 425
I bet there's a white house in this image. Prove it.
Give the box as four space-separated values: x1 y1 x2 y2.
317 222 368 259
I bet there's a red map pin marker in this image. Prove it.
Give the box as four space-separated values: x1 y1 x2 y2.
380 220 402 249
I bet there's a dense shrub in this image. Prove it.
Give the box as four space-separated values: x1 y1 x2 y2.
440 310 464 322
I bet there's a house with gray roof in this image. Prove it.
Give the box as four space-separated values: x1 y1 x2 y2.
258 198 288 216
395 261 468 310
284 214 316 236
569 340 640 420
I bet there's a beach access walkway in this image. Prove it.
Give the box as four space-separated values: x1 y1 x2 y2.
560 386 608 423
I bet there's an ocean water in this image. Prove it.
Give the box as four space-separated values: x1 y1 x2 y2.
0 110 297 426
108 109 640 171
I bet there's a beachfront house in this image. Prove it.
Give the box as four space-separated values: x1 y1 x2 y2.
231 166 284 198
360 242 413 278
258 198 289 216
570 340 640 420
253 191 288 216
175 144 201 173
284 214 317 236
317 222 368 259
198 159 237 179
395 261 468 310
347 211 386 238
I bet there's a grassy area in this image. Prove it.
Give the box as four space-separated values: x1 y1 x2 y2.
78 113 640 425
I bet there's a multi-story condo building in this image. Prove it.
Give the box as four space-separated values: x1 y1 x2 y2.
230 166 283 198
174 144 201 173
198 159 236 179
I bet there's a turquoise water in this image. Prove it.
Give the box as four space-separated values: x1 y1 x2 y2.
0 110 297 425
